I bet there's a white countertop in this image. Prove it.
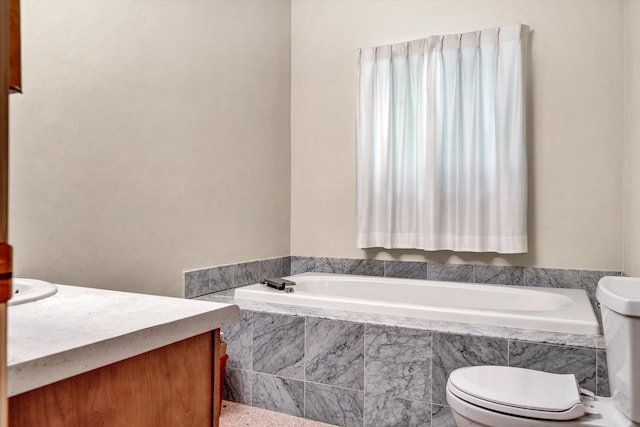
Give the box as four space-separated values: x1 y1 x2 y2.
7 284 240 396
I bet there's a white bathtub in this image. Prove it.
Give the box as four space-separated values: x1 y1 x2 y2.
234 273 600 335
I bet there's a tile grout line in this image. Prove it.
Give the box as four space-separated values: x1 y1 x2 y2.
303 315 307 420
595 348 599 394
363 323 367 427
428 260 433 426
430 331 434 426
250 310 254 406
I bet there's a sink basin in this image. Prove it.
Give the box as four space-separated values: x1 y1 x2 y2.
8 278 58 306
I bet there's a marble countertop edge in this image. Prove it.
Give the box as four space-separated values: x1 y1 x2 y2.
8 305 240 396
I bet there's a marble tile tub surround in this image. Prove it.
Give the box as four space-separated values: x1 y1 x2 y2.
291 255 620 290
220 310 608 427
185 255 620 304
184 256 291 298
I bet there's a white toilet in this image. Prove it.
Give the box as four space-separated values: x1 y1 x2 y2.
446 276 640 427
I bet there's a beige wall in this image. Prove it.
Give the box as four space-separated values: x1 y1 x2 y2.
8 0 630 298
623 0 640 275
291 0 624 270
9 0 291 297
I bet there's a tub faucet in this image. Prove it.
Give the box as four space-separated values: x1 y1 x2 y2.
261 278 296 293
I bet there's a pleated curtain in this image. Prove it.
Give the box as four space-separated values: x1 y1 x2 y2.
356 24 529 253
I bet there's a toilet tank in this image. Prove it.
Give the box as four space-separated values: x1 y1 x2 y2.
597 276 640 423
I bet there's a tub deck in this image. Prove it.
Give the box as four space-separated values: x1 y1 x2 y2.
234 273 599 336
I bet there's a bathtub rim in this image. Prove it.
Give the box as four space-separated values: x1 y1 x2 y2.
197 275 602 350
235 273 598 336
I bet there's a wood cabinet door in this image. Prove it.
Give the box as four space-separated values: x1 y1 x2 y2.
9 333 215 427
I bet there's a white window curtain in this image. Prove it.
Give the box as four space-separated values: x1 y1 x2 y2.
356 24 529 253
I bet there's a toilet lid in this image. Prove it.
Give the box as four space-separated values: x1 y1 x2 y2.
448 366 586 421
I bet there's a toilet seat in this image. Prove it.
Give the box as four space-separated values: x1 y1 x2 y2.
447 366 587 421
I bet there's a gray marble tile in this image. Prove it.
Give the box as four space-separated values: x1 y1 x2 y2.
364 394 430 427
597 350 610 397
431 405 456 427
234 261 260 287
365 325 431 402
473 265 524 286
524 267 580 288
282 256 291 276
427 264 473 283
306 318 364 389
251 372 304 417
291 256 315 274
259 258 286 280
202 293 234 303
210 265 234 293
253 312 305 379
184 268 209 298
315 257 346 274
384 261 429 280
432 333 508 405
305 382 364 427
224 368 252 405
212 288 236 297
504 330 596 349
222 310 253 370
509 341 596 391
579 270 621 299
345 259 384 276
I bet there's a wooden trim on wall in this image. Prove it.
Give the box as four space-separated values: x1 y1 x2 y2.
0 0 12 306
1 0 9 241
0 305 7 427
8 0 20 94
0 0 10 424
213 329 221 427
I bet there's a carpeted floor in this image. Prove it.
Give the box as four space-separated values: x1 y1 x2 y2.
219 400 337 427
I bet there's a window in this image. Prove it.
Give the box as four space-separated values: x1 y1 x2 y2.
356 24 528 253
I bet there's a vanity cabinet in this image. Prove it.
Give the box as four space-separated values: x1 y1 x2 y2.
9 0 20 93
8 331 222 427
